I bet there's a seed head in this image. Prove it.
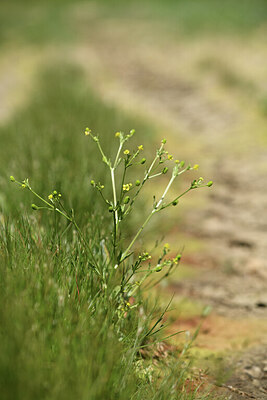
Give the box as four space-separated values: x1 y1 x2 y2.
10 176 15 182
31 204 38 210
140 158 146 164
207 181 213 187
135 180 141 186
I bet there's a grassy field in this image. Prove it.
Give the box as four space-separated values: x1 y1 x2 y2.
1 1 266 399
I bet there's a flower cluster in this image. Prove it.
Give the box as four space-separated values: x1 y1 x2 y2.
48 190 62 203
123 183 132 192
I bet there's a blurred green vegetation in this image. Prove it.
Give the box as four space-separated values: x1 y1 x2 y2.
1 0 266 49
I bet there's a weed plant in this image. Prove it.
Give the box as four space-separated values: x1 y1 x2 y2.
3 121 214 399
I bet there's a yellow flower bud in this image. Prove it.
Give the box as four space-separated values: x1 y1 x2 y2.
84 128 91 136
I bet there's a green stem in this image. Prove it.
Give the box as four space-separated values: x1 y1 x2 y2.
119 164 127 201
55 208 72 222
114 142 123 168
125 144 164 214
111 168 118 226
29 188 53 208
121 211 155 261
161 187 192 210
154 174 176 210
96 140 109 165
121 165 176 261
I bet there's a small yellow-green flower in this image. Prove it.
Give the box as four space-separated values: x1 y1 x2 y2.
123 183 132 192
84 127 91 136
175 160 180 164
164 243 170 249
115 132 120 138
167 154 173 160
193 164 199 170
124 149 130 155
48 194 53 200
138 145 143 151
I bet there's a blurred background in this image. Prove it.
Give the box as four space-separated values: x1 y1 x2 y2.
1 0 267 394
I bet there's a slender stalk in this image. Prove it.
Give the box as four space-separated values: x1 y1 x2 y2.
55 208 72 222
154 174 176 210
125 143 164 213
161 187 192 209
96 140 108 164
111 168 118 226
29 188 53 208
112 209 117 260
121 168 178 260
121 211 154 261
119 164 127 201
114 142 123 168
